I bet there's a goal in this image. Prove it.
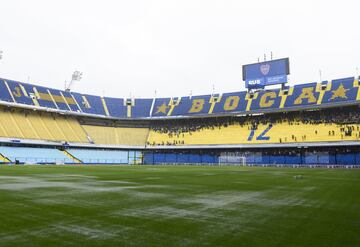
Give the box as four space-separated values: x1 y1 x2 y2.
218 153 246 166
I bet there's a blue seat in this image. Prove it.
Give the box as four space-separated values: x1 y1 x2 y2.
104 97 127 118
30 84 57 109
0 79 14 102
5 80 34 105
132 99 152 118
62 91 81 112
66 149 129 164
71 93 105 115
0 146 72 164
47 88 70 111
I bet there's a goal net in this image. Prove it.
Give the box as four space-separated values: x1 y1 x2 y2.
218 153 246 166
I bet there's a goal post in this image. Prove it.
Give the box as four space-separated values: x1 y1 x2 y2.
218 155 246 166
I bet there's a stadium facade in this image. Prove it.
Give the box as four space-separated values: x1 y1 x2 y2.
0 76 359 165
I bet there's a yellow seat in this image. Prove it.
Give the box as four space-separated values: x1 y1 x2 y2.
0 108 89 143
147 120 360 146
82 125 149 146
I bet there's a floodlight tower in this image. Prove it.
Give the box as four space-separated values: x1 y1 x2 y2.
65 71 83 92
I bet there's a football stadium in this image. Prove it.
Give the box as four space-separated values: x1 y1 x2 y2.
0 72 360 166
1 0 360 246
0 66 360 247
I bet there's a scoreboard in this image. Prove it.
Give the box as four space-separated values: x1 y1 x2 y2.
242 58 290 89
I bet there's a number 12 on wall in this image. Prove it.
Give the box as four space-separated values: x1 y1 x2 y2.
247 124 273 141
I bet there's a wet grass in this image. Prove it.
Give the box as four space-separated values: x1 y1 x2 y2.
0 165 359 247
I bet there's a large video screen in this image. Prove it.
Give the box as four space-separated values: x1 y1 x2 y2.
242 58 290 89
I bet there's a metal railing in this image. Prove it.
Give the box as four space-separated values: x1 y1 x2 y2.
4 156 76 165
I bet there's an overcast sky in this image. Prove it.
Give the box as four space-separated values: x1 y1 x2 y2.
0 0 359 98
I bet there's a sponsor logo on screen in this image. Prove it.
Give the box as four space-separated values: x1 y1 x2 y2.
248 79 262 86
260 64 270 75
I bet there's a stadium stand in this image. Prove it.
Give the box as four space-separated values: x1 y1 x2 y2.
82 125 149 146
0 146 74 164
147 119 360 146
0 107 89 143
0 76 359 166
66 148 141 164
103 97 127 117
147 106 360 146
0 76 358 119
132 99 153 118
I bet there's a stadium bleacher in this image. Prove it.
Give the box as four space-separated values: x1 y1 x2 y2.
0 76 358 119
0 146 73 164
147 119 360 146
82 125 149 146
0 107 89 143
103 97 127 117
132 98 153 118
147 105 360 146
0 76 358 165
66 148 139 164
4 79 35 105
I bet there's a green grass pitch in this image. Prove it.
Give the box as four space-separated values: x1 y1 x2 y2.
0 165 359 247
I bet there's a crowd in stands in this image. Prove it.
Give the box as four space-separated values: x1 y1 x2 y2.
147 106 360 146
